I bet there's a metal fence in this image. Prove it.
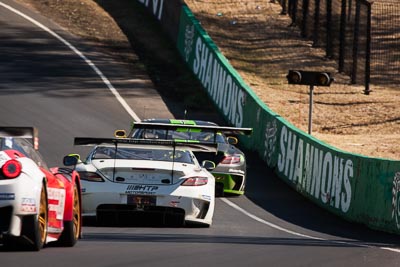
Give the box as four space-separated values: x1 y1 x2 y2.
370 0 400 87
277 0 399 92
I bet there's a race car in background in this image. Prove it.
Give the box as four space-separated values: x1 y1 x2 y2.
72 137 216 227
118 119 252 196
0 127 81 251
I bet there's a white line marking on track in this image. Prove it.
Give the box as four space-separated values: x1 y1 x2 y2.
221 198 400 253
4 0 400 255
0 1 141 122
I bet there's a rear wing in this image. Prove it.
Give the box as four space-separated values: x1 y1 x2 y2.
129 122 253 136
74 137 218 153
0 127 39 149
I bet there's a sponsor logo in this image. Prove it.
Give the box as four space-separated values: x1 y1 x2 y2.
184 24 195 62
48 188 66 220
202 195 211 201
0 193 15 200
392 172 400 229
278 125 352 213
126 184 158 195
21 198 37 212
263 120 278 166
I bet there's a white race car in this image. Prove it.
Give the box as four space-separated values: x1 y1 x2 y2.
0 127 82 251
71 138 216 227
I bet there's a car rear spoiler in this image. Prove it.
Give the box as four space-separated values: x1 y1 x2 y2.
74 137 218 153
130 122 253 136
0 127 39 149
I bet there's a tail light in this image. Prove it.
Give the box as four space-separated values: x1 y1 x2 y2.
181 177 208 186
220 154 241 165
78 171 104 182
2 159 22 179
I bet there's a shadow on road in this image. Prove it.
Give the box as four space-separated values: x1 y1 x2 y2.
242 148 400 247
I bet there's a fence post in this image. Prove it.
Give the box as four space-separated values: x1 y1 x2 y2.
301 0 309 37
326 0 333 58
281 0 287 15
313 0 321 47
364 0 372 94
289 0 298 25
351 0 361 84
339 0 347 72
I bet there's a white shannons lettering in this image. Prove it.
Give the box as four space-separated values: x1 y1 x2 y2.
193 37 244 127
277 126 287 173
342 160 353 212
293 139 303 184
137 0 164 20
278 125 353 213
321 152 332 204
193 38 202 74
285 131 296 180
310 148 323 199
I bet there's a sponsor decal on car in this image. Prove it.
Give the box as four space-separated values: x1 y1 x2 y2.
126 184 158 195
201 195 211 201
0 193 15 200
21 197 36 212
47 188 66 220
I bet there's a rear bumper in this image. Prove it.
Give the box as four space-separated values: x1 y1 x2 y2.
82 193 213 226
0 175 40 238
212 172 246 196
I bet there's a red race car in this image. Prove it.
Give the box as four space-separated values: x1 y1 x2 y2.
0 127 82 251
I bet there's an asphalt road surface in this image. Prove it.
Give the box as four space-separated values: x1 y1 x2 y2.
0 0 399 266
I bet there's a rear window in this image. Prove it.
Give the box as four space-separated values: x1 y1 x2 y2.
92 146 194 164
134 129 226 143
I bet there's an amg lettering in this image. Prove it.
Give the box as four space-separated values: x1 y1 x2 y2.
126 185 158 192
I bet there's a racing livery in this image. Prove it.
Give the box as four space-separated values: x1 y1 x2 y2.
72 138 216 227
0 127 82 251
125 119 252 196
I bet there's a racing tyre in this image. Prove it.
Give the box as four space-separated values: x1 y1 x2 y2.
57 183 81 246
21 183 48 251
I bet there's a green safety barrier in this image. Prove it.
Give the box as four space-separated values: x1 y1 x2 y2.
176 5 400 234
137 1 400 235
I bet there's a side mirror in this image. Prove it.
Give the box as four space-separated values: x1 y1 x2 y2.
63 154 80 166
226 136 238 145
202 160 216 171
114 130 127 138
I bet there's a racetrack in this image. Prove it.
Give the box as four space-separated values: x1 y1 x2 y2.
0 0 399 266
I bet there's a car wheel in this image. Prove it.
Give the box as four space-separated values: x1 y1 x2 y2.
57 183 81 246
21 183 48 251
